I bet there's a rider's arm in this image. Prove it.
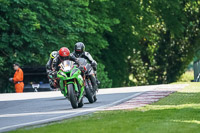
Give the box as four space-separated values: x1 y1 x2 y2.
52 57 59 71
70 54 80 66
70 54 86 72
84 52 97 66
46 57 53 72
71 51 76 57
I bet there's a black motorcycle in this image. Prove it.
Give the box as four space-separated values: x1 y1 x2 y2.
78 58 97 103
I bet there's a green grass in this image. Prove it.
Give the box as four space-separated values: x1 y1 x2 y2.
9 83 200 133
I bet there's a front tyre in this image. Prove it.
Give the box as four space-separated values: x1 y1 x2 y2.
78 98 84 108
68 84 78 109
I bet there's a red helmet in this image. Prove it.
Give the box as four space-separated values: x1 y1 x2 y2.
59 47 70 60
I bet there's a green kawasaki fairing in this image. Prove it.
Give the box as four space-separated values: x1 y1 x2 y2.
57 60 84 108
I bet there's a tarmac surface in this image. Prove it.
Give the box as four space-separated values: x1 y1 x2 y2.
0 84 187 132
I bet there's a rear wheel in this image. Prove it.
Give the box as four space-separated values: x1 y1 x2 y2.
68 84 78 109
90 75 97 103
93 95 97 102
85 80 94 103
90 75 97 91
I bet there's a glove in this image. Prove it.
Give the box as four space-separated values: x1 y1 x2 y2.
93 66 97 71
91 61 97 67
9 78 13 82
48 75 53 79
47 71 53 78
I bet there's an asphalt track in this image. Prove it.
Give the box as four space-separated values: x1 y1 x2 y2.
0 84 186 132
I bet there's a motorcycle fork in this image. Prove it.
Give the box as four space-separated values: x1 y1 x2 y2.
76 77 84 100
73 79 83 102
63 80 67 97
59 80 63 89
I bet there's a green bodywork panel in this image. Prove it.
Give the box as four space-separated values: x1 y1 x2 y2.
57 66 84 100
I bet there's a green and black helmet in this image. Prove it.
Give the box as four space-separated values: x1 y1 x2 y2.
50 51 58 59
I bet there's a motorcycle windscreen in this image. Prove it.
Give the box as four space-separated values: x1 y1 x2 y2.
60 60 74 72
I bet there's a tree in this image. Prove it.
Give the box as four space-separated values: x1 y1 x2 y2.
0 0 115 92
104 0 200 86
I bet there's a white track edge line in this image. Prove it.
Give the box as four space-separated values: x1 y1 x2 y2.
0 91 145 132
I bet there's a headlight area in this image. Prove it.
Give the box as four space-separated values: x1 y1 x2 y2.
58 72 67 78
71 68 78 77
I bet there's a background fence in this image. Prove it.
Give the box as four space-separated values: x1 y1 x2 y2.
194 60 200 82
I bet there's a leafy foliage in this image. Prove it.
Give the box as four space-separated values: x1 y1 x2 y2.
104 0 200 87
0 0 200 92
0 0 116 92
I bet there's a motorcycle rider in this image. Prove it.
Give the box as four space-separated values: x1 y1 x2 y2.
72 42 100 85
46 51 58 88
52 47 84 75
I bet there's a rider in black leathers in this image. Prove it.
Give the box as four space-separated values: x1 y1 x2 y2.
46 51 58 88
72 42 100 85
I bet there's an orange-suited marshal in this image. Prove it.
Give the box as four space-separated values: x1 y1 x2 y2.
9 63 24 93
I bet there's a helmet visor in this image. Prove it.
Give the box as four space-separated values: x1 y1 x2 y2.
75 45 83 53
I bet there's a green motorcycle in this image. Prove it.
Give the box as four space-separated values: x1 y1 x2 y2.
57 60 84 109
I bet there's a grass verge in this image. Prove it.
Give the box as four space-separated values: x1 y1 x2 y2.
9 83 200 133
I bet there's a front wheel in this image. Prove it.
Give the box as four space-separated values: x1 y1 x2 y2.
68 84 78 109
78 98 84 108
